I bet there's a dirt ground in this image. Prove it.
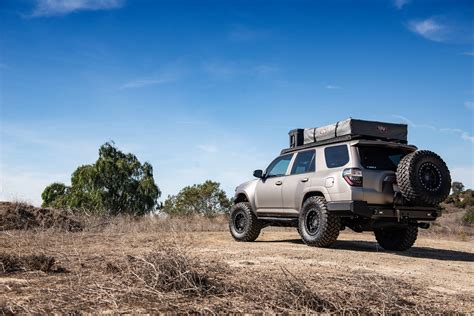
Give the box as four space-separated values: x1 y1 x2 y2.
1 226 473 314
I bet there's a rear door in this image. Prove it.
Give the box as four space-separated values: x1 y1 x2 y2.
255 154 293 210
357 145 412 204
282 149 316 211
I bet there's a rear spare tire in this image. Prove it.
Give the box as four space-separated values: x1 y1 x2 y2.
229 202 262 242
396 150 451 206
374 225 418 251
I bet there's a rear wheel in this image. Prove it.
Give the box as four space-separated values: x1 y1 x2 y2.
229 202 262 242
374 225 418 251
299 196 340 247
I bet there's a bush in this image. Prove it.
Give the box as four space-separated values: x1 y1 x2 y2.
161 180 231 217
42 142 161 216
463 208 474 225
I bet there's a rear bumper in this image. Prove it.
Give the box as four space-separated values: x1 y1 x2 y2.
327 201 441 220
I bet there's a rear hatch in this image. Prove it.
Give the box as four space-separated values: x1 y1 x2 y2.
356 144 414 205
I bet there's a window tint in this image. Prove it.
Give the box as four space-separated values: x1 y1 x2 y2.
291 150 316 175
266 154 293 177
358 146 410 171
324 145 349 168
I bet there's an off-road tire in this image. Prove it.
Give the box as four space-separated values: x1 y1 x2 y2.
296 226 302 236
229 202 262 242
396 150 451 206
299 196 340 247
374 225 418 251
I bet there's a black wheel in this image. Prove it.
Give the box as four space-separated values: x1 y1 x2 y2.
299 196 340 247
374 225 418 251
229 202 262 242
397 150 451 206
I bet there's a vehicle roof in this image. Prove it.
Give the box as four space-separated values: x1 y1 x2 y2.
280 137 417 155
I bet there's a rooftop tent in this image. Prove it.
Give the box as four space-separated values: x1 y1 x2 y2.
288 118 408 148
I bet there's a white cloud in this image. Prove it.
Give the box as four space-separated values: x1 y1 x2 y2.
439 128 474 143
408 18 447 42
31 0 125 17
464 101 474 110
392 114 436 130
120 79 170 89
197 144 218 153
394 0 410 10
325 84 341 89
120 64 183 89
202 61 279 79
392 114 472 143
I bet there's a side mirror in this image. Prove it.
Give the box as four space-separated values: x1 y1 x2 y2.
253 169 264 179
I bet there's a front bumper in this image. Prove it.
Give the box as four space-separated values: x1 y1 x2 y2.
327 201 441 221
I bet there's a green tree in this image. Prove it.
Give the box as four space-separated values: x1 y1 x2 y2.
42 142 161 216
41 182 69 208
452 182 465 195
161 180 232 217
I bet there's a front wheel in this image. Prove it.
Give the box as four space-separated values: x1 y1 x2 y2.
374 225 418 251
229 202 262 242
299 196 340 247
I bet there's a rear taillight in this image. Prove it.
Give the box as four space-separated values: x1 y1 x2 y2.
343 168 363 187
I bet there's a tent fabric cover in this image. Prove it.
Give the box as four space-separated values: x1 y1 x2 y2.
302 118 407 144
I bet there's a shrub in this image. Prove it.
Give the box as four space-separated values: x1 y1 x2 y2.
42 142 161 216
161 180 231 217
462 208 474 225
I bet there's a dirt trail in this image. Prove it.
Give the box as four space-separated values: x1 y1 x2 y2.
194 230 474 295
1 228 473 313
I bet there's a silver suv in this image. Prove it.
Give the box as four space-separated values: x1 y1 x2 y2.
229 120 451 251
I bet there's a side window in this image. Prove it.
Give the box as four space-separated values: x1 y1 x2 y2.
324 145 349 168
266 154 293 178
291 150 316 175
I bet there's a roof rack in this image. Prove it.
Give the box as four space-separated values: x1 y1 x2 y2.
281 135 408 155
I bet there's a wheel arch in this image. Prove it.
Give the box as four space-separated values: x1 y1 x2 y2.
301 190 329 207
234 190 257 214
234 193 249 203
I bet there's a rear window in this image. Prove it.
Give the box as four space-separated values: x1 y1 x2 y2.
358 146 410 171
324 145 349 168
291 150 315 175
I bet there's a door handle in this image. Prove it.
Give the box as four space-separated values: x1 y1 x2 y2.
275 181 283 186
301 178 309 183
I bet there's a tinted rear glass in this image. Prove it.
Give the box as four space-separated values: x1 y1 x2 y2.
291 150 315 175
324 145 349 168
358 146 410 171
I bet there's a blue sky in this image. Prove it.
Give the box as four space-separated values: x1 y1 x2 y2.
0 0 473 206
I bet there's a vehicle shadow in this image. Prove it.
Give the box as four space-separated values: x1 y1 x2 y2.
257 238 474 262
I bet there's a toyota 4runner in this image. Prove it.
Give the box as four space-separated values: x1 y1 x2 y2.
229 118 451 251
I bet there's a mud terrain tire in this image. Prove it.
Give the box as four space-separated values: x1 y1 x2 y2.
299 196 340 247
374 225 418 251
229 202 262 242
397 150 451 206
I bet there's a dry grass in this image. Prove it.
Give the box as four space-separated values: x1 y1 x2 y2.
0 253 63 274
1 202 473 313
2 230 470 314
421 203 474 240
